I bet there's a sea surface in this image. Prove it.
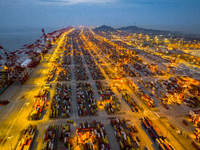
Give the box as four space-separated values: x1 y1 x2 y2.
0 27 59 52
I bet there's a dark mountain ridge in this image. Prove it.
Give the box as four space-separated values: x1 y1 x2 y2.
117 26 171 35
93 25 116 32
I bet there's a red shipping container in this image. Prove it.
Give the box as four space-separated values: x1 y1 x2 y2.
27 140 32 145
98 137 103 144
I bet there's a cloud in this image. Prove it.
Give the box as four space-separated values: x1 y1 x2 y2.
37 0 117 5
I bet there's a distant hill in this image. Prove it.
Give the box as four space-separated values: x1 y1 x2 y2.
93 25 116 32
94 25 171 35
117 26 171 35
93 25 200 40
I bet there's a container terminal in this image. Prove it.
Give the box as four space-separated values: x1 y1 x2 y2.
0 26 200 150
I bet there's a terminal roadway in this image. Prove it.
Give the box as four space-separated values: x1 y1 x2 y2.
0 28 195 150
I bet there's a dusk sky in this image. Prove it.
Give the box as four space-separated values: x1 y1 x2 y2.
0 0 200 34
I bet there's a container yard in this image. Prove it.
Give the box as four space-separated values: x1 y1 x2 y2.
0 27 199 150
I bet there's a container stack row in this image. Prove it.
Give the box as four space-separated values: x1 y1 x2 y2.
42 125 56 150
59 124 72 150
142 117 175 150
49 83 62 118
122 92 140 112
46 66 57 82
110 118 136 150
62 84 71 117
96 81 121 114
75 65 88 81
30 88 48 120
76 82 87 116
83 83 98 115
77 121 111 150
57 66 71 81
104 95 121 114
16 125 37 150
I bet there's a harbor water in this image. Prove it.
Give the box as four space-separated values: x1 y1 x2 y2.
0 27 59 52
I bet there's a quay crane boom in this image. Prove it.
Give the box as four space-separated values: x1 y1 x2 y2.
0 26 73 86
0 45 29 84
